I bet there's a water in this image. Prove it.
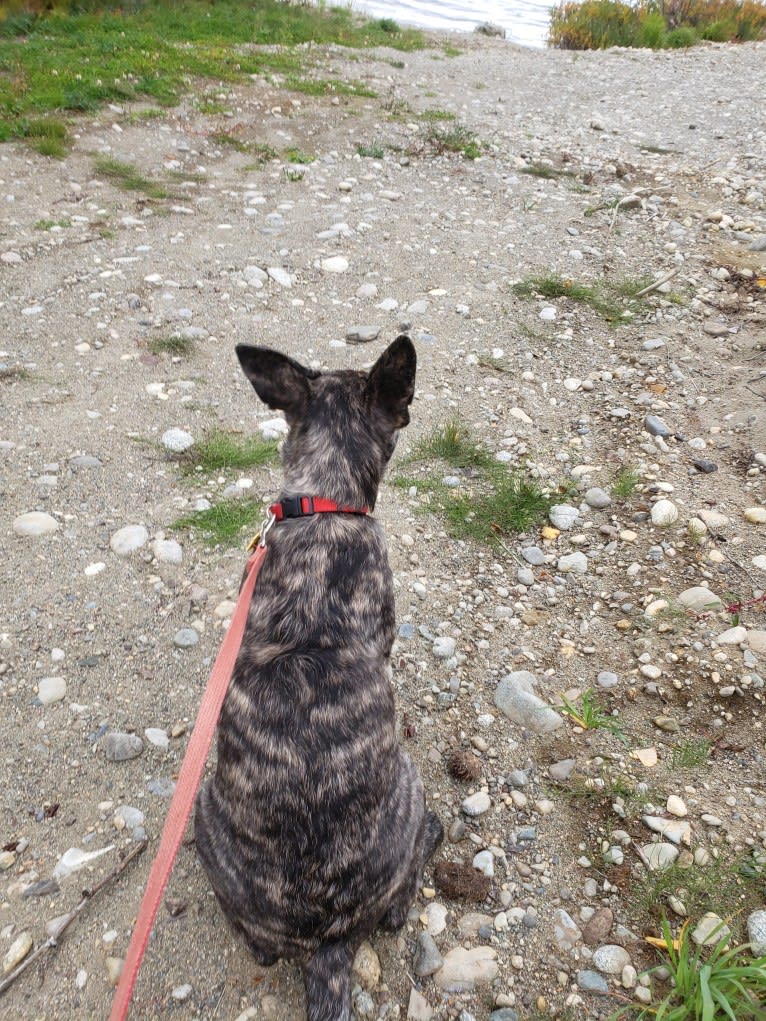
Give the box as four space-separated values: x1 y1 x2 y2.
354 0 556 49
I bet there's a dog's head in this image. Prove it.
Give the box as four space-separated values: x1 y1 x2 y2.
235 336 416 508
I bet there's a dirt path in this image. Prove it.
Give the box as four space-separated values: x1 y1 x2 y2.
1 32 765 1021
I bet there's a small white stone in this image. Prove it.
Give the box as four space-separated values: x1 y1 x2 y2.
161 428 195 453
3 932 33 974
651 499 679 526
716 626 746 645
462 792 491 816
692 912 730 946
666 795 687 817
151 539 183 565
744 507 766 524
12 511 59 537
425 901 448 936
110 525 149 556
84 561 106 577
321 256 349 273
260 417 288 440
267 266 292 288
549 504 579 530
472 850 494 877
432 636 456 659
172 984 193 1001
38 676 67 705
145 727 170 750
557 552 588 574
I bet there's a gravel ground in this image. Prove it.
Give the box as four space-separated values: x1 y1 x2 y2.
1 31 766 1021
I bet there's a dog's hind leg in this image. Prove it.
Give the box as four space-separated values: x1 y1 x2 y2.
302 941 353 1021
422 809 444 863
380 810 443 933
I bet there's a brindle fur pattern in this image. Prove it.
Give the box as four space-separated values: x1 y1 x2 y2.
195 336 443 1021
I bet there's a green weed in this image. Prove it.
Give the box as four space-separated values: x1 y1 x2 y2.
419 108 456 122
612 466 641 499
520 162 573 179
170 499 261 548
357 140 385 158
512 272 633 323
148 336 195 357
34 217 71 230
609 918 766 1020
283 146 315 164
93 157 168 200
175 429 279 474
444 472 552 542
421 122 482 159
671 738 712 769
409 418 497 471
20 117 68 157
558 688 627 741
209 130 251 153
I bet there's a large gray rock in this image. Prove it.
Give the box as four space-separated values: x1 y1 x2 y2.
413 933 443 977
432 947 498 991
494 672 563 734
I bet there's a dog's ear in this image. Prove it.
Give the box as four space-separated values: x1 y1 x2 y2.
235 345 313 418
366 335 417 428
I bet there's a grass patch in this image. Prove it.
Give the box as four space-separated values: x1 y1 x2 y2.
19 117 68 157
171 499 261 548
148 335 195 357
634 851 766 940
34 217 71 230
608 918 766 1021
209 129 251 153
284 76 377 98
671 738 712 769
397 419 551 543
357 140 385 158
419 108 456 122
283 146 315 164
550 0 766 50
558 688 627 741
0 1 423 141
93 157 168 200
520 162 574 179
176 429 279 474
0 364 34 382
421 122 482 159
612 466 641 499
242 143 279 169
511 272 644 325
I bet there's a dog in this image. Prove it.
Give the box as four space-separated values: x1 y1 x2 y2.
194 335 443 1021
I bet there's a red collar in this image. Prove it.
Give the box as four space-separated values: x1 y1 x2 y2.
269 496 369 522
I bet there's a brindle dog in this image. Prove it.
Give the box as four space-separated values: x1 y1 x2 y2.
195 336 443 1021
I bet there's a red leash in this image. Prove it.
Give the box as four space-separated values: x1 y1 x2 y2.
109 542 268 1021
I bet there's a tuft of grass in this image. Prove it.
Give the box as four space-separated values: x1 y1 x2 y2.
20 117 68 157
410 418 497 472
93 157 168 199
671 737 712 769
422 122 482 159
283 146 315 164
209 129 251 153
171 499 262 548
558 688 627 741
176 429 279 474
0 364 34 382
356 140 385 158
34 217 71 230
419 108 456 122
520 162 573 179
148 335 194 357
512 272 632 324
612 466 641 499
608 918 766 1020
397 418 551 544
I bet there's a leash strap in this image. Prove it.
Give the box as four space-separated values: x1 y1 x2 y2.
109 544 268 1021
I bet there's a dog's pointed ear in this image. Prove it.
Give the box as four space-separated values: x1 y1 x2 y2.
366 335 417 428
235 345 313 418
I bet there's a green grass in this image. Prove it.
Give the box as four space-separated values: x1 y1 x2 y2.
511 272 645 325
283 146 315 164
18 117 69 157
92 157 168 199
209 130 251 153
671 738 712 769
520 162 574 179
171 499 262 548
356 140 385 158
396 419 551 544
609 918 766 1020
421 122 482 159
612 466 641 499
34 217 71 230
0 1 423 144
419 108 456 122
175 429 279 474
148 335 195 357
558 688 627 741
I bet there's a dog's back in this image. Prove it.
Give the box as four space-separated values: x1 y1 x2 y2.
195 338 442 1021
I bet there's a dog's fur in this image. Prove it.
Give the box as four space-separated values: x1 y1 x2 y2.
194 336 443 1021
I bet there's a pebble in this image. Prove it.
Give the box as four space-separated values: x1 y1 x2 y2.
651 499 679 526
321 256 349 273
152 539 183 565
521 546 546 565
644 415 672 438
549 758 575 780
144 728 169 751
641 843 678 870
666 795 687 817
691 912 730 946
104 732 144 762
433 947 498 991
414 933 443 977
744 507 766 524
161 428 194 453
3 931 33 974
584 487 611 509
597 671 618 689
472 850 494 877
557 552 588 574
432 636 456 659
105 957 123 987
549 504 579 530
53 844 114 880
462 792 492 816
581 907 613 945
494 671 563 734
37 676 66 705
346 325 380 344
677 586 722 612
747 909 766 954
110 525 149 556
577 970 609 993
12 512 59 537
593 944 631 974
173 627 199 649
552 908 582 952
425 902 448 935
407 989 433 1021
172 984 193 1001
352 942 380 990
260 417 288 440
267 266 292 288
716 625 746 645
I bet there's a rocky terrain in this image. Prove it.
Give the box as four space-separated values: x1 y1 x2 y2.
1 30 766 1021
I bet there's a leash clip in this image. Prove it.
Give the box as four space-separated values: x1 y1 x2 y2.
247 510 276 552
